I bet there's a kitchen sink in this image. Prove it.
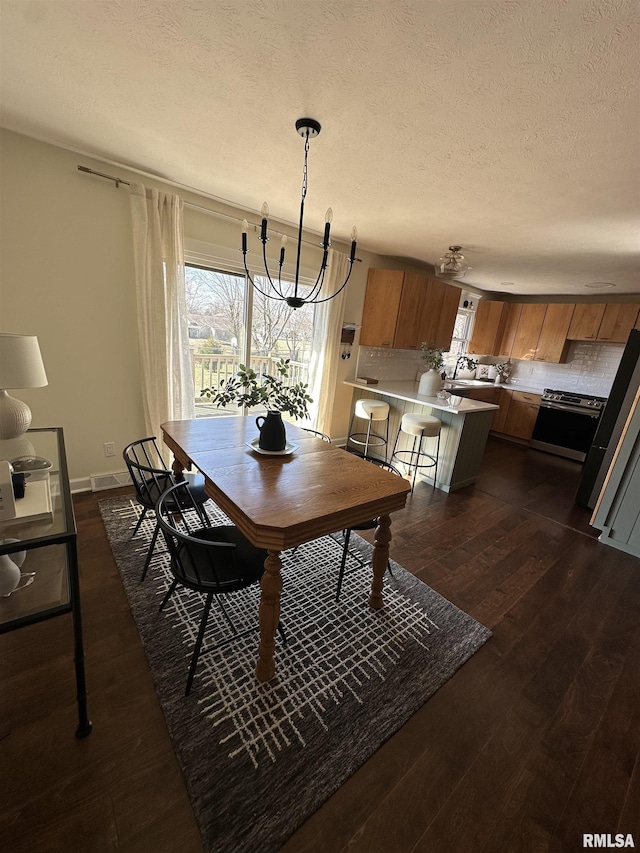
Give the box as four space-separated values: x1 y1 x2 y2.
444 379 493 390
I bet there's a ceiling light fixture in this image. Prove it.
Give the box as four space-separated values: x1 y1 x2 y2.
585 282 616 289
434 246 469 280
241 118 357 309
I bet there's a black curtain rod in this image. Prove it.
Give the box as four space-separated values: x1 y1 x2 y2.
76 164 360 260
77 164 237 221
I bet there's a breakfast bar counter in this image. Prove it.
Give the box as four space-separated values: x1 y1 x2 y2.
344 379 499 492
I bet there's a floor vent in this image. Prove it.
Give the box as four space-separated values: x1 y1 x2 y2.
90 471 132 492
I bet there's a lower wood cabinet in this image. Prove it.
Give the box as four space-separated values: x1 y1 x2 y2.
491 389 542 441
490 388 513 433
458 386 501 404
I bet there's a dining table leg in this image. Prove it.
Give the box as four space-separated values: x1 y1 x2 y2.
369 513 391 610
255 548 283 682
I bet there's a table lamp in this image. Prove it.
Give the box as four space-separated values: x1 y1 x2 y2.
0 334 48 439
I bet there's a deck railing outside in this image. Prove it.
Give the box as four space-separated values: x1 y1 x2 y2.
191 353 309 417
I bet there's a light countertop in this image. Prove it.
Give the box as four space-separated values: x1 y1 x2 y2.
344 379 499 414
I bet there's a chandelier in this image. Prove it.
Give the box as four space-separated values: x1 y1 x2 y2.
434 245 469 280
241 118 357 309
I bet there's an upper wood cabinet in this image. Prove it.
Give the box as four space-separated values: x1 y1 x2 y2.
534 303 575 363
597 304 640 342
567 303 640 343
360 269 461 351
392 272 427 349
359 269 404 348
511 304 547 361
566 303 605 341
467 301 523 358
467 301 505 355
495 303 523 359
428 279 462 350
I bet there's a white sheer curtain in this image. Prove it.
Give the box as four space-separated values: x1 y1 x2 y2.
308 249 349 435
129 183 194 447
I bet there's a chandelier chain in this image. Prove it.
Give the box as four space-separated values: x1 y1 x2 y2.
301 132 309 202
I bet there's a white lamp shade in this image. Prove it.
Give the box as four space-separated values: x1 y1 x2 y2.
0 334 48 389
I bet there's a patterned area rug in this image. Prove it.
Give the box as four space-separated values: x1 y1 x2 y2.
99 495 491 853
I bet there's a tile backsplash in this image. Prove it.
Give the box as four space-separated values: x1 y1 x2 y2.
356 340 625 398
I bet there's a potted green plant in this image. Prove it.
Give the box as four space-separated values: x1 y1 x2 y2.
418 342 445 396
200 359 312 451
454 354 478 379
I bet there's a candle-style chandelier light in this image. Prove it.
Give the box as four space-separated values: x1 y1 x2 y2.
241 118 357 309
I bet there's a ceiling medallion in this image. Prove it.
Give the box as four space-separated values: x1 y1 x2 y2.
585 282 616 289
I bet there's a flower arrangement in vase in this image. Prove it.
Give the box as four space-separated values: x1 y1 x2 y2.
494 361 512 385
200 359 312 451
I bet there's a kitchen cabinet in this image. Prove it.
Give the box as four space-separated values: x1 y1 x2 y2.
468 301 505 355
509 303 574 363
428 279 462 350
534 303 575 363
567 303 640 343
597 304 640 342
490 388 513 433
500 390 542 440
566 303 605 341
457 386 501 404
510 304 547 361
495 303 523 359
360 269 404 348
467 301 524 359
360 268 461 351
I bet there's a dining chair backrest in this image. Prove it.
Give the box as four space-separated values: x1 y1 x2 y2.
123 437 174 511
301 427 331 443
156 481 255 593
361 455 404 479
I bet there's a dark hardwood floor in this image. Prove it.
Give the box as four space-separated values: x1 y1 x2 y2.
2 436 639 852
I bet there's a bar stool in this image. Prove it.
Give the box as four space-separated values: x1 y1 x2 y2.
390 412 442 491
347 399 390 459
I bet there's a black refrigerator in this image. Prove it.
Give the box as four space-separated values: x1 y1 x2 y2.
576 328 640 509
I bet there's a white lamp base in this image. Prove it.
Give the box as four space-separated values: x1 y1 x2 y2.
0 390 32 439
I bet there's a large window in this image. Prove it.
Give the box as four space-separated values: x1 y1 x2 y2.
185 265 316 417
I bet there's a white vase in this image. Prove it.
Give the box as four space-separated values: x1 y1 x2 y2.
418 369 443 397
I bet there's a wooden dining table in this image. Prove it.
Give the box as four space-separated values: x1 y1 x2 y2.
161 416 411 682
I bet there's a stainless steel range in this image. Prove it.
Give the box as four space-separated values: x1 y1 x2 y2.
530 389 608 462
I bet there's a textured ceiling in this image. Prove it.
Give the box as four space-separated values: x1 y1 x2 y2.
1 0 639 295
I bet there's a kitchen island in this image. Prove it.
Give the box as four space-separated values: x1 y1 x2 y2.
344 379 498 492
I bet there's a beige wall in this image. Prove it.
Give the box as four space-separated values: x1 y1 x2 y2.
0 129 396 485
1 130 145 486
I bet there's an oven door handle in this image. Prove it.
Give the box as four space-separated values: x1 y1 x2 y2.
540 401 600 417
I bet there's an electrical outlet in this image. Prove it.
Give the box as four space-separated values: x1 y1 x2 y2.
104 442 116 457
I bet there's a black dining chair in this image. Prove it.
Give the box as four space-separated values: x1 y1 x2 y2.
123 437 212 583
334 457 404 601
155 481 286 695
300 426 332 442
